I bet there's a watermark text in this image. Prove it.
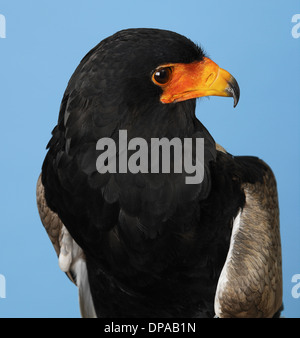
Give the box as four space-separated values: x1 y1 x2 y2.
292 14 300 39
0 274 6 298
96 130 205 184
0 14 6 39
291 274 300 299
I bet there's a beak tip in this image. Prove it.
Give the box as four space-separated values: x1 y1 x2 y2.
228 75 240 108
233 96 239 108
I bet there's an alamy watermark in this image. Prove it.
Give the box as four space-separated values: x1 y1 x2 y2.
292 14 300 39
0 274 6 298
96 130 205 184
0 14 6 39
291 274 300 299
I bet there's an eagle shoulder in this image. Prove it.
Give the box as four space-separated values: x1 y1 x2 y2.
214 158 282 317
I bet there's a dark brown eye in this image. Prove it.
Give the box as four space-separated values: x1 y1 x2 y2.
153 67 172 85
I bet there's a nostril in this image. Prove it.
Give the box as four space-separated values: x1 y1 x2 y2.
205 72 217 87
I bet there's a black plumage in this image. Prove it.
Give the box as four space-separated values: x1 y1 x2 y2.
40 28 282 317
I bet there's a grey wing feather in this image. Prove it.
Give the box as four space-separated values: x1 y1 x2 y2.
36 174 97 318
214 161 282 318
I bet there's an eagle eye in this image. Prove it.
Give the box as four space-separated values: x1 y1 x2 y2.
152 67 173 85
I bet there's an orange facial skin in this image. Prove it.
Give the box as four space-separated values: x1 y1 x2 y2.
152 57 240 107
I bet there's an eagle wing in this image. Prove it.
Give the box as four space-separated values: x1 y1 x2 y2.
214 156 282 318
36 174 96 318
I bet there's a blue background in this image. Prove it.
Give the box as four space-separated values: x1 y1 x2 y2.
0 0 299 318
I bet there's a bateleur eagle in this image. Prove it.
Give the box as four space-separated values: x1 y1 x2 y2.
37 28 282 318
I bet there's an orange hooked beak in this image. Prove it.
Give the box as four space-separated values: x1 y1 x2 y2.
152 57 240 107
